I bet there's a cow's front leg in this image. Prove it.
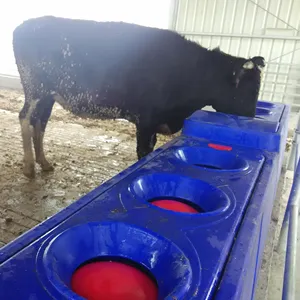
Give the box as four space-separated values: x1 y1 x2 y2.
19 99 39 178
136 124 157 160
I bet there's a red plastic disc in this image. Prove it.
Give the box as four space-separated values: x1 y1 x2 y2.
151 200 198 213
71 261 158 300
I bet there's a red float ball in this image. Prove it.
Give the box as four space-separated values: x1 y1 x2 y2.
71 261 158 300
151 200 198 213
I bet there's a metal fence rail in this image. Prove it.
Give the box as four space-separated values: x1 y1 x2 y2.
280 114 300 300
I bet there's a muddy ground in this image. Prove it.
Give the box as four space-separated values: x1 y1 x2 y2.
0 89 174 246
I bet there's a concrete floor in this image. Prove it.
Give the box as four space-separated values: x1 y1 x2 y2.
268 171 300 300
0 89 173 245
255 169 298 300
0 88 299 299
271 117 300 300
266 169 300 300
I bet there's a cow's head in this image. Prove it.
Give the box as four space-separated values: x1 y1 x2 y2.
212 55 265 118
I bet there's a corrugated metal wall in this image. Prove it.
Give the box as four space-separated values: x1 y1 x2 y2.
170 0 300 108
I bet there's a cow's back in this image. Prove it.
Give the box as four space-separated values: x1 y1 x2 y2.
13 17 188 70
14 17 201 111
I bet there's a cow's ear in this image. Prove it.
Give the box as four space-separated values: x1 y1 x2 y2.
251 56 265 72
251 56 265 68
242 60 255 69
233 60 252 87
233 57 264 87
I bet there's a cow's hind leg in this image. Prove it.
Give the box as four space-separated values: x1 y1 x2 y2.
32 95 55 172
19 99 38 178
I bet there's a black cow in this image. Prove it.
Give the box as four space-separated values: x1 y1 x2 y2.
13 16 265 178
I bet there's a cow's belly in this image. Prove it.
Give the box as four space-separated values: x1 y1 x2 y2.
52 92 122 119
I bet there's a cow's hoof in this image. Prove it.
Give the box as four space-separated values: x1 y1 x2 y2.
40 161 54 172
23 163 35 178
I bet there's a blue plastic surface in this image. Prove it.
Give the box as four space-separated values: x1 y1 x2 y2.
0 100 290 300
183 101 286 152
256 100 285 123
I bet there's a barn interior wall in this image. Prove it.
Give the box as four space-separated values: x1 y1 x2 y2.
171 0 300 108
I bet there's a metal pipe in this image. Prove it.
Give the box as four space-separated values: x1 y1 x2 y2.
293 141 300 174
179 32 300 41
288 140 297 172
264 81 300 88
282 148 300 300
248 0 298 31
264 70 299 76
283 203 299 300
268 49 300 65
267 62 300 67
263 91 300 98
